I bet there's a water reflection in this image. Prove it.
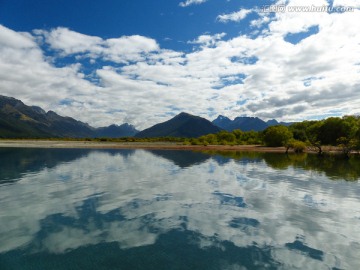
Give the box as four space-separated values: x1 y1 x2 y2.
147 150 211 168
0 148 89 185
0 148 359 269
204 150 360 181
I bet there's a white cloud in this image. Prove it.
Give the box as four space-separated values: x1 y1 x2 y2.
0 25 36 49
179 0 208 7
250 16 272 28
188 32 226 47
217 9 252 23
37 27 103 56
37 27 159 64
104 35 159 63
1 3 360 130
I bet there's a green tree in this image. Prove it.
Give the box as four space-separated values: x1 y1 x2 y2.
262 125 293 147
318 117 352 145
306 121 324 155
289 121 316 142
216 131 236 143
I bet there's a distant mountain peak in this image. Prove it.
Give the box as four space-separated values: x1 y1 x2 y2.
95 123 139 137
215 115 230 121
266 119 279 126
136 112 221 138
175 112 193 118
212 115 292 132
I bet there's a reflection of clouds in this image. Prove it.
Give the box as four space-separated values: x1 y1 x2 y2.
0 150 359 268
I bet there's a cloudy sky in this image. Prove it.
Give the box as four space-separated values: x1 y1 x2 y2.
0 0 359 129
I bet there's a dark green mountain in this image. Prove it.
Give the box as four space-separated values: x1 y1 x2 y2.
0 95 136 138
136 112 222 138
0 95 95 138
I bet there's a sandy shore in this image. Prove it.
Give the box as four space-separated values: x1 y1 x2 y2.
0 139 290 152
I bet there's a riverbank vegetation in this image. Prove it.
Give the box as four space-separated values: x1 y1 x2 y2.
187 116 360 157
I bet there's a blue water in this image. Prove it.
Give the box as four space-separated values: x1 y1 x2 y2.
0 148 360 269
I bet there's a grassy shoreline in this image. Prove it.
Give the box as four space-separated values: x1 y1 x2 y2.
0 139 350 154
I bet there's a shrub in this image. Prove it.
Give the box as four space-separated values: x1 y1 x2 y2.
292 140 306 153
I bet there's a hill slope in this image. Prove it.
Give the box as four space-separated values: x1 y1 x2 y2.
0 95 136 138
136 112 222 138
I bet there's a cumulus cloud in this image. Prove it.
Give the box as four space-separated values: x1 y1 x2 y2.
0 25 100 117
0 1 360 129
188 32 226 47
36 27 103 56
37 27 159 63
217 9 252 23
179 0 208 7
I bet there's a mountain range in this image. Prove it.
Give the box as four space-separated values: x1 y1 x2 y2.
0 95 293 138
0 95 138 138
212 115 293 132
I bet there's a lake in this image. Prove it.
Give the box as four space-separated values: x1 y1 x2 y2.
0 148 360 269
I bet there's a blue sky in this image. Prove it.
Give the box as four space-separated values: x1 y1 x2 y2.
0 0 263 48
0 0 359 128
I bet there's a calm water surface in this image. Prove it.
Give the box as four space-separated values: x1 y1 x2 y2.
0 148 360 269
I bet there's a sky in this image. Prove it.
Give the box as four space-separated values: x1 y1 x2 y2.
0 0 359 129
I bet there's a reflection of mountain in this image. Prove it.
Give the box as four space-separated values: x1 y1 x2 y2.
208 151 264 166
0 148 137 185
0 148 90 185
147 150 211 168
98 149 136 159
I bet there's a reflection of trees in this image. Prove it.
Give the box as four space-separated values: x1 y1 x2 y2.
300 155 360 181
265 154 360 181
206 151 360 181
262 153 306 170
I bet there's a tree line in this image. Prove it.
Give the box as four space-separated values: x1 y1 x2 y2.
187 116 360 156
